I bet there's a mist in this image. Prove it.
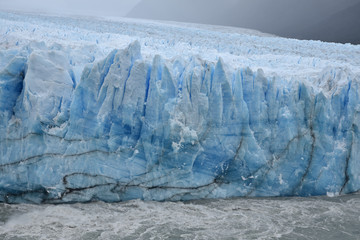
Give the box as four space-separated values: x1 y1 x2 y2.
0 0 141 17
127 0 360 44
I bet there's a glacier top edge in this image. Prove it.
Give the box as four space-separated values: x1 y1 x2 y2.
1 10 359 87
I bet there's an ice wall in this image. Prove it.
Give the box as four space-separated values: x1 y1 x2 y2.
1 41 360 203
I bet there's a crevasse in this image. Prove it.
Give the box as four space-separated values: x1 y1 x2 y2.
0 41 359 203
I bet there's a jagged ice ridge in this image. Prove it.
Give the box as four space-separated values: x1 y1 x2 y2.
1 12 360 203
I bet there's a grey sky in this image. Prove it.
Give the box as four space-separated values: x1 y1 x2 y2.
0 0 141 16
127 0 360 44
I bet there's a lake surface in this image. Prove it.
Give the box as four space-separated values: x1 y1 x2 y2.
1 194 360 239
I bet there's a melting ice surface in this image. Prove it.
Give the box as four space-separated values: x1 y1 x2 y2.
1 11 360 203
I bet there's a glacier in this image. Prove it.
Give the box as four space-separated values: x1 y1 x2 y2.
1 12 360 203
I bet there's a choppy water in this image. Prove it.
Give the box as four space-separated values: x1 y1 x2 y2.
0 194 359 240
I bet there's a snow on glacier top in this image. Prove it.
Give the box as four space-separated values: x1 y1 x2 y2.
1 11 360 85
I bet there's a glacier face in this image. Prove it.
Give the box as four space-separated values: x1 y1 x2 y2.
1 12 360 203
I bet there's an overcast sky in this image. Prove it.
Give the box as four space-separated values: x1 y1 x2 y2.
127 0 360 44
0 0 141 16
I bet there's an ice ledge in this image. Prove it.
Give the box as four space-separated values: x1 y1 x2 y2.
1 41 360 203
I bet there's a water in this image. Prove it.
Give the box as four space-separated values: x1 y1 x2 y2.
0 194 359 240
